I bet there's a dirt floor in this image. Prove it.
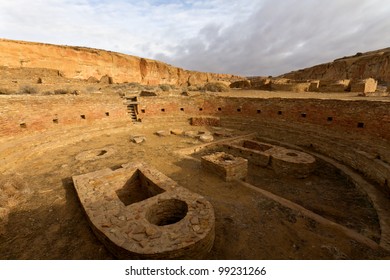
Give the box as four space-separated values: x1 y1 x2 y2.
1 123 389 259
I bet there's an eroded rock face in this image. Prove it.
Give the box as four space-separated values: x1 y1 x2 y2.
281 48 390 83
0 39 242 86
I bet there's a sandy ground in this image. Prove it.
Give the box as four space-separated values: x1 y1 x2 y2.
1 123 389 259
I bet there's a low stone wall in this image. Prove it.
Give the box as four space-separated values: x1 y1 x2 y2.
223 140 272 167
223 139 316 178
270 81 311 92
317 79 351 92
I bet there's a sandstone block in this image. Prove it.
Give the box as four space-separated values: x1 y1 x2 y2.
131 135 146 144
155 130 170 137
170 128 184 135
199 135 214 143
184 131 198 138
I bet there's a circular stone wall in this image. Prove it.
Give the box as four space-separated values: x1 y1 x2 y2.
146 199 188 226
268 148 316 178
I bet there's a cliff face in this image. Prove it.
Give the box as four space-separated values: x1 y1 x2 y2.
0 39 241 85
281 48 390 83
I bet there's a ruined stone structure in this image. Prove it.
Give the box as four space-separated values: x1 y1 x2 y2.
201 152 248 181
246 76 379 93
2 88 390 258
222 139 316 178
1 40 390 260
1 94 389 189
72 162 215 259
350 78 378 94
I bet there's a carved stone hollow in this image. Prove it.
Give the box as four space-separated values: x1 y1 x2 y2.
72 162 215 259
201 152 248 181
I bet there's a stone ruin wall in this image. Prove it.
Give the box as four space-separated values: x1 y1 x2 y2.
139 96 390 141
0 95 128 137
2 93 389 142
244 77 379 93
0 39 242 86
138 95 390 193
1 94 389 193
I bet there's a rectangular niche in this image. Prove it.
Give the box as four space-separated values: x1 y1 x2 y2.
116 169 165 206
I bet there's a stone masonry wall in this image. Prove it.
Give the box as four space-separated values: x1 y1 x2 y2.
139 96 390 141
1 94 389 192
139 95 390 192
0 95 128 137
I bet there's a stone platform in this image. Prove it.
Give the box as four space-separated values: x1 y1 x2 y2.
201 152 248 181
223 139 316 178
72 162 215 259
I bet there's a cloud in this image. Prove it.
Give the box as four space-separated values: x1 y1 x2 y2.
157 0 390 76
1 0 390 76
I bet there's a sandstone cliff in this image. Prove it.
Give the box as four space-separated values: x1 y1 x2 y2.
0 39 242 86
281 48 390 84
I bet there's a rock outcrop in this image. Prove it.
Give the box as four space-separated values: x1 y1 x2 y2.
281 48 390 84
0 38 242 86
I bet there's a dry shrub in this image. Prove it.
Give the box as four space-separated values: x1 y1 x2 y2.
140 90 157 96
0 88 16 95
204 82 230 92
159 84 171 92
19 85 38 94
127 82 141 89
54 89 69 95
86 86 99 93
187 85 202 91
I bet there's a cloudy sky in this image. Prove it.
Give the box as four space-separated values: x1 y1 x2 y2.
1 0 390 76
